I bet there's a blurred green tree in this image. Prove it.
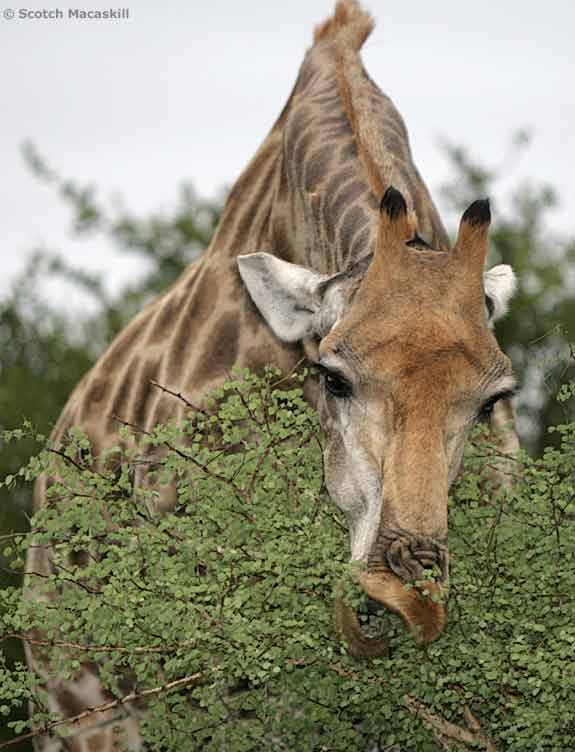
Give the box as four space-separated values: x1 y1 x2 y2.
0 144 221 750
1 143 222 514
439 131 575 452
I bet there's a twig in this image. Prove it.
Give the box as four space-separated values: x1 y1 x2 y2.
0 672 205 749
46 447 108 482
111 414 151 436
405 696 497 751
113 415 245 501
269 357 308 389
150 380 208 415
2 633 196 655
24 568 102 595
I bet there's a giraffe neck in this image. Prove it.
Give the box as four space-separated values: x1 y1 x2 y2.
200 35 449 278
205 126 297 266
55 14 454 460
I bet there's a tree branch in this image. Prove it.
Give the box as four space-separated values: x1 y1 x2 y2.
405 696 497 751
0 672 205 749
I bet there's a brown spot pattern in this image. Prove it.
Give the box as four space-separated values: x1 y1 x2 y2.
56 688 86 717
168 267 217 372
340 139 358 162
339 204 369 257
304 145 333 192
235 154 278 244
101 323 141 375
350 226 371 259
284 106 312 164
296 59 317 94
108 367 133 422
87 734 106 752
131 357 159 430
271 217 293 262
294 130 315 186
330 179 366 227
148 294 178 344
191 312 239 386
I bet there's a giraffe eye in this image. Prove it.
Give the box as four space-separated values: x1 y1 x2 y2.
478 397 498 423
477 389 515 423
321 369 352 399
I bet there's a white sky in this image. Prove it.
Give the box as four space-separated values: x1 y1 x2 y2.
1 0 574 301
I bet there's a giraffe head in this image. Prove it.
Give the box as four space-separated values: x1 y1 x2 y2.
238 187 516 649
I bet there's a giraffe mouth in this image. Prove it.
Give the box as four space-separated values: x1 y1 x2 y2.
335 569 447 658
361 569 446 642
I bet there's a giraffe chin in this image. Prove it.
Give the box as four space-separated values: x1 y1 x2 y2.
335 571 446 658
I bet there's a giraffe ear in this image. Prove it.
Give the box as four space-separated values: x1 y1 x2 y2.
484 264 517 322
238 253 329 342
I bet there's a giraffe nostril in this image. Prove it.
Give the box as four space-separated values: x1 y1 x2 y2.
411 545 441 570
417 554 438 569
366 596 386 616
378 530 449 584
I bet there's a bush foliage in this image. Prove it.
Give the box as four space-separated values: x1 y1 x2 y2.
1 369 574 751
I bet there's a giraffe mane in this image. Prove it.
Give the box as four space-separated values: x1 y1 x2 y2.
313 0 394 200
313 0 374 50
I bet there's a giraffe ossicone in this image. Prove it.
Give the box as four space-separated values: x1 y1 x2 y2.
25 0 520 747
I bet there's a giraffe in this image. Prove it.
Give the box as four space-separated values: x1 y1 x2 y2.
24 1 519 749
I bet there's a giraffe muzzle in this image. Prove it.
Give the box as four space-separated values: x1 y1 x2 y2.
381 530 449 586
336 530 448 657
361 529 448 644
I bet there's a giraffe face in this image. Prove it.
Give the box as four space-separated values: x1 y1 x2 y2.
316 307 515 599
238 189 517 644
